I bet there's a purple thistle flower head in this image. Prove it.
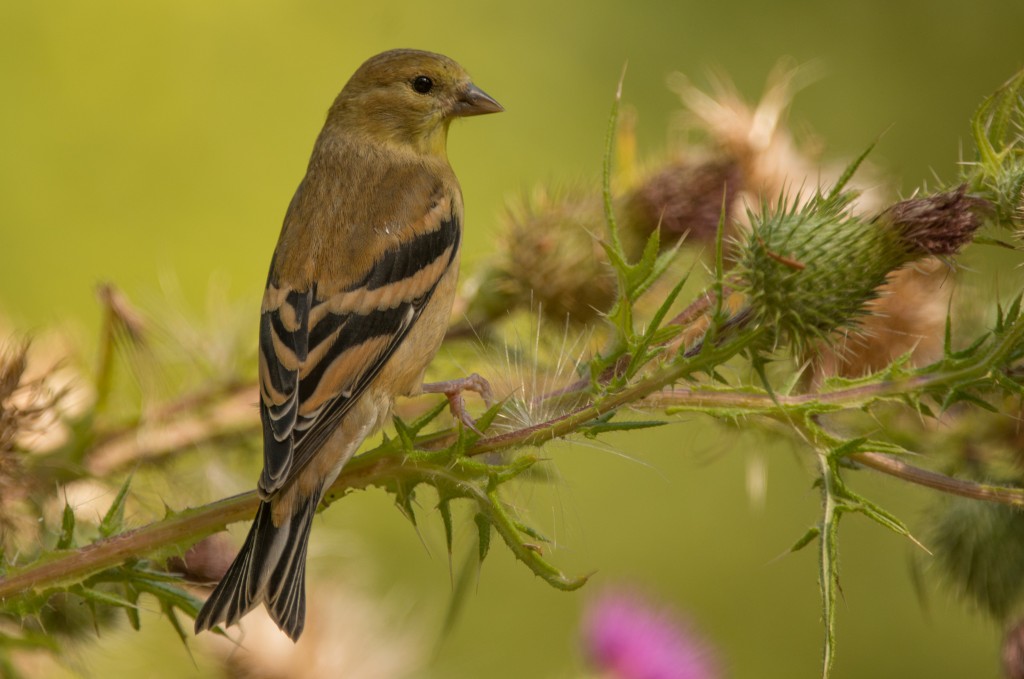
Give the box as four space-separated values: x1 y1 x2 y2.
582 589 719 679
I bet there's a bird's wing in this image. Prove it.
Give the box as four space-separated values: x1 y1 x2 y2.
257 193 460 497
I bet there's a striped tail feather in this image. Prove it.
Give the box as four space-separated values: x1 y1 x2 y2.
193 488 322 641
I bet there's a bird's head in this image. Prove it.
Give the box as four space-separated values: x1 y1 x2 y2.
328 49 503 156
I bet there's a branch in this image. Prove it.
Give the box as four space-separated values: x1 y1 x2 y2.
850 452 1024 506
0 328 756 601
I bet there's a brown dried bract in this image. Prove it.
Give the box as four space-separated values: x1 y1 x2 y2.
624 157 742 244
883 185 991 256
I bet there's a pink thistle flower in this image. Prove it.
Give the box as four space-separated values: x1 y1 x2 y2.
582 589 719 679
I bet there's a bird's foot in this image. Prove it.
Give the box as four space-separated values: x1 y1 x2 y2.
421 373 494 434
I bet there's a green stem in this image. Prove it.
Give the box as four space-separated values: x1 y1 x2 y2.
4 305 1020 604
0 327 756 602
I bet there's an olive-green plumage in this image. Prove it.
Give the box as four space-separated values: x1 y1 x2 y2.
194 49 501 641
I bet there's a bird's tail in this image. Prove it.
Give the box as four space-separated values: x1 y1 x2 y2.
193 488 321 641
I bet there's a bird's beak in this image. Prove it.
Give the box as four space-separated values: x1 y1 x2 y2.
454 83 504 117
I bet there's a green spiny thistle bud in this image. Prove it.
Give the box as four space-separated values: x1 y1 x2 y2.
463 187 617 327
735 186 986 353
622 157 742 246
811 261 948 381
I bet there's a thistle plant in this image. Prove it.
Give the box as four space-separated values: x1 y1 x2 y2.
1 66 1024 679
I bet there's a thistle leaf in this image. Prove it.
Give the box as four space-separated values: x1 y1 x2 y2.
56 503 76 550
99 475 133 539
790 526 820 553
474 513 492 564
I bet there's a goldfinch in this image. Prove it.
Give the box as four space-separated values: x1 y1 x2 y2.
194 48 502 640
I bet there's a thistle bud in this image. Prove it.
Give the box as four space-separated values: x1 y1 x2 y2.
462 187 617 328
930 497 1024 621
811 261 947 380
735 187 987 353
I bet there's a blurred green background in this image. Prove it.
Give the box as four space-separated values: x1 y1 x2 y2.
2 1 1023 677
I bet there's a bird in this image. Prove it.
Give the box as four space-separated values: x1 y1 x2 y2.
193 48 502 641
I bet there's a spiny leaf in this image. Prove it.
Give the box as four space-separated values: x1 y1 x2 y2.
392 415 416 453
99 475 133 538
629 228 662 295
790 526 820 553
513 520 550 544
750 355 778 404
626 276 688 378
439 498 454 559
482 488 589 591
972 68 1024 169
160 600 189 646
124 584 141 630
74 584 136 610
489 455 540 487
472 398 509 438
394 481 418 526
1007 293 1023 327
602 62 628 254
993 370 1024 395
56 503 76 550
131 577 204 618
851 495 928 553
949 389 999 412
407 399 450 435
474 513 491 564
948 331 991 360
713 188 728 297
649 324 684 346
825 140 877 202
828 437 867 460
632 240 682 304
581 418 667 439
440 547 478 641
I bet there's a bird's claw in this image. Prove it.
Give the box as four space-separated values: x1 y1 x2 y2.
421 373 494 434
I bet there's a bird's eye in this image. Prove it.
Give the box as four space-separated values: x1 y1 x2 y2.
412 75 434 94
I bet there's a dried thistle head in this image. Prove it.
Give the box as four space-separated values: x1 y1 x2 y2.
462 186 617 328
668 63 887 219
0 342 29 453
622 156 742 246
668 63 819 204
881 185 990 256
